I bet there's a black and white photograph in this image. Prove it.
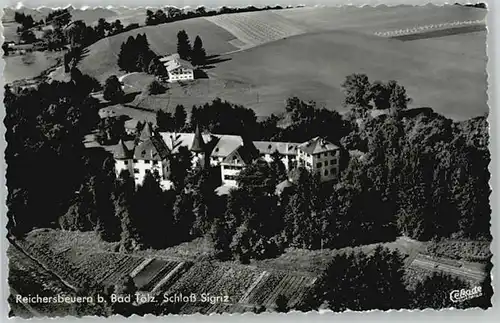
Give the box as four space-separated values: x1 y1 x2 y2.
1 0 493 318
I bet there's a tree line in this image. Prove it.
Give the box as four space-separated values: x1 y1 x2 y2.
144 5 287 27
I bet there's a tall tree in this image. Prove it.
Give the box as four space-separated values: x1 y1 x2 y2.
174 105 187 130
176 30 191 60
191 35 206 66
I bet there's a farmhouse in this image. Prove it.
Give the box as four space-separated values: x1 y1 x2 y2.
112 125 342 190
159 53 195 82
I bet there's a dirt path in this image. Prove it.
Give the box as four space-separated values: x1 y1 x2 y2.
410 255 486 281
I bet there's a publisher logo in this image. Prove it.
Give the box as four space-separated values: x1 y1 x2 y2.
449 286 482 303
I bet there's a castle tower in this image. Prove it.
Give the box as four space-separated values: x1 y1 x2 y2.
139 122 154 142
114 139 133 176
190 125 208 168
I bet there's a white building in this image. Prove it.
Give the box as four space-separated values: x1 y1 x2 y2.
297 137 341 182
112 125 342 191
159 53 195 82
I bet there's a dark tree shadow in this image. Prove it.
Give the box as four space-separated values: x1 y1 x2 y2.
122 91 142 104
204 54 232 65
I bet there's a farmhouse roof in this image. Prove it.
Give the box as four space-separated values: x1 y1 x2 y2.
114 139 133 159
162 56 194 72
298 137 338 155
191 125 206 152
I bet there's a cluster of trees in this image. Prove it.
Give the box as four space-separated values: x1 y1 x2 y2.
145 5 286 26
117 34 157 73
337 74 490 241
297 246 492 311
156 105 188 131
4 69 102 238
176 30 206 66
14 12 44 43
185 97 351 146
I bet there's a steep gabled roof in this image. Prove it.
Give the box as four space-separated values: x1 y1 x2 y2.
139 123 154 142
298 137 338 155
191 125 206 153
222 144 259 165
114 139 133 159
134 135 170 161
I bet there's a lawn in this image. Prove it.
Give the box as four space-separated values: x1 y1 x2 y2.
206 29 487 120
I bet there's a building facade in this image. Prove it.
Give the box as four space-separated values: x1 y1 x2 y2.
160 54 195 82
112 125 342 190
297 137 341 182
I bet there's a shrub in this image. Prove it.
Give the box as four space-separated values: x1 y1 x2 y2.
147 80 166 95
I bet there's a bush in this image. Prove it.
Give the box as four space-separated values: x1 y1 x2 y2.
147 80 166 95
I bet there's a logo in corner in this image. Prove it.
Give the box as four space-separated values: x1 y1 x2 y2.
450 286 482 303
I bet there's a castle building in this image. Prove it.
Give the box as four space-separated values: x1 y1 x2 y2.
112 125 342 190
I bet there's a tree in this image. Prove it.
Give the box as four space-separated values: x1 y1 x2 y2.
411 272 469 309
270 150 288 183
147 80 166 95
168 146 192 190
46 9 72 29
95 18 111 39
43 28 67 51
103 75 124 103
174 105 187 130
210 215 231 260
115 170 139 252
341 74 373 118
191 35 206 66
20 30 36 43
156 110 175 132
177 30 191 60
111 19 124 34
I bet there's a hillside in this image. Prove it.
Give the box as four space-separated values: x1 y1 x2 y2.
78 17 238 81
273 4 486 35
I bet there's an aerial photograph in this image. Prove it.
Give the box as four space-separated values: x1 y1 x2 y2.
2 2 492 317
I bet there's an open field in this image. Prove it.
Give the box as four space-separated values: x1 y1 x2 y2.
206 29 487 120
67 5 487 121
3 51 63 84
78 17 237 82
205 11 305 50
273 5 486 36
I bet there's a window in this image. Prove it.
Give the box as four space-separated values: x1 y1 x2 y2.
331 151 335 156
324 160 328 166
145 160 150 164
316 162 322 168
324 169 329 176
332 159 337 165
153 161 158 165
133 159 138 163
124 160 128 165
133 168 139 174
332 168 337 175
